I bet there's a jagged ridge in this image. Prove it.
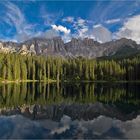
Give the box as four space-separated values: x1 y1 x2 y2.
0 37 140 58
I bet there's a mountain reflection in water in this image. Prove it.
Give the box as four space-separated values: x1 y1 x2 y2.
0 82 139 139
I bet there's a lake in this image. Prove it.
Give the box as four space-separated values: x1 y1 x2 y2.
0 82 140 139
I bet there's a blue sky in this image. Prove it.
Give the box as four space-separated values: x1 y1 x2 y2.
1 0 140 43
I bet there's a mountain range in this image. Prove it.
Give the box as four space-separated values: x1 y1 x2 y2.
0 37 140 58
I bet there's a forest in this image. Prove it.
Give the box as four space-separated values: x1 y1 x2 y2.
0 53 140 82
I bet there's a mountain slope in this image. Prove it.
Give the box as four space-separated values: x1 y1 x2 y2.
0 37 139 58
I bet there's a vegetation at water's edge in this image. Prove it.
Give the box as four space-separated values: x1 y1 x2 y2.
0 53 140 82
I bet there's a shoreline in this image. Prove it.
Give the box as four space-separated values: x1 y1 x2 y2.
0 79 57 84
0 79 140 84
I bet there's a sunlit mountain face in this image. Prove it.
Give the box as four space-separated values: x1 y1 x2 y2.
1 1 140 43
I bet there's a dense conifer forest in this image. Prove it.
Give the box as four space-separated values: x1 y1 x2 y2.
0 53 140 82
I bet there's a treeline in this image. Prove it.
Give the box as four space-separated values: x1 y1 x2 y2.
0 53 140 81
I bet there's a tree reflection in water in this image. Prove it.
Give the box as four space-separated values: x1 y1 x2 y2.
0 82 140 139
0 82 140 107
0 82 139 120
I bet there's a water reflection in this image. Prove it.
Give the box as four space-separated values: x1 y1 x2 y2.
0 82 139 120
0 115 140 139
0 82 140 139
0 82 140 108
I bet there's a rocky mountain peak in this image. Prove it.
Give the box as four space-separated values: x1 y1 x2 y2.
83 38 100 46
0 37 139 58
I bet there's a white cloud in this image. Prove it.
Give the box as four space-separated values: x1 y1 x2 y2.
92 25 112 43
80 28 88 33
2 2 35 42
34 29 59 39
51 24 70 34
77 18 85 26
5 2 25 29
72 17 89 38
40 5 59 26
51 24 71 42
62 16 74 23
67 17 112 42
62 17 90 39
116 15 140 43
62 34 72 43
105 18 121 24
77 27 88 38
45 29 59 39
93 24 102 28
1 2 64 42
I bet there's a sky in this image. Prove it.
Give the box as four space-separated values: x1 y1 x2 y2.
1 0 140 43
